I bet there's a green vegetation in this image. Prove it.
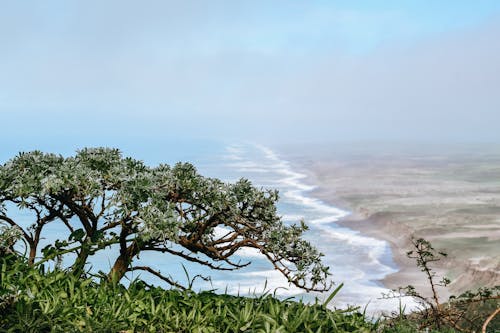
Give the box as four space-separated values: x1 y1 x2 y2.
0 256 373 332
0 148 498 332
0 148 329 291
1 253 497 332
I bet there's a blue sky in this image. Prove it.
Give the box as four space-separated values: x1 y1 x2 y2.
1 1 500 159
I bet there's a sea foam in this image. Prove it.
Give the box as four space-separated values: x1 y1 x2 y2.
214 143 416 314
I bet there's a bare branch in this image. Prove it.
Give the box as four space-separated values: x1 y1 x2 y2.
141 245 248 270
482 308 499 333
128 266 186 290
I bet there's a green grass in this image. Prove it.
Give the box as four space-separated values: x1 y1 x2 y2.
1 257 497 332
0 259 374 332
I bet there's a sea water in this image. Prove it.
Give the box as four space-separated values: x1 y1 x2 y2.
4 141 411 313
190 143 406 313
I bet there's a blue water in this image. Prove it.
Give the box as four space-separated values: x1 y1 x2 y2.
4 141 411 313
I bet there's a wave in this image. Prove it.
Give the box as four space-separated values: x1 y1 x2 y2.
219 143 409 313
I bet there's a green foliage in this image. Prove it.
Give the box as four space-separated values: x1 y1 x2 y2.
0 259 374 332
0 148 330 291
2 149 497 332
0 225 22 255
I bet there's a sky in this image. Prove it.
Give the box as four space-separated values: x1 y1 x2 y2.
1 1 500 159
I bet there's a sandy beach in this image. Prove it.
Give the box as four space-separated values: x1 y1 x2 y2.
282 143 500 299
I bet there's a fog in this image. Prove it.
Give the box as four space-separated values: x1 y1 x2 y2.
1 1 499 150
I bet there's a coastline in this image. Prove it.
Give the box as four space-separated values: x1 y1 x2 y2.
292 162 436 296
281 144 500 299
332 212 437 296
311 189 439 297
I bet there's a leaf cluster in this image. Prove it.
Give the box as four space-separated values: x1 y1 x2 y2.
0 148 330 291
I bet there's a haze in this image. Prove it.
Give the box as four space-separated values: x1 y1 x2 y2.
1 1 500 156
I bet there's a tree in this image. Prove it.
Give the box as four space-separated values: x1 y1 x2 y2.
0 148 330 291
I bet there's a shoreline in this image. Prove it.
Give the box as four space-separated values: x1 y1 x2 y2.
287 159 425 293
318 196 440 297
283 148 500 299
333 212 439 296
296 165 433 296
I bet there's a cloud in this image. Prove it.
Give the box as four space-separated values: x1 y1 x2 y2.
0 2 499 145
276 18 500 142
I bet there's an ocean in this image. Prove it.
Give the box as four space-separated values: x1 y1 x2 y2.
147 142 404 313
5 141 409 313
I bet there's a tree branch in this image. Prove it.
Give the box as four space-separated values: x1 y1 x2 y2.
482 308 499 333
0 215 33 244
55 193 93 235
141 245 247 270
128 266 186 290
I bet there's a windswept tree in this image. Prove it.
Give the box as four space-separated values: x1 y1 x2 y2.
0 148 330 291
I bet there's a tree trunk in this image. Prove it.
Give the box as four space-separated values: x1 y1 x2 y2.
28 245 36 266
107 242 139 283
72 243 90 276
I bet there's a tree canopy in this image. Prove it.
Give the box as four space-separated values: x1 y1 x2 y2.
0 148 330 291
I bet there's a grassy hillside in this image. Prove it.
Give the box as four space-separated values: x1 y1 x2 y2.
0 257 373 333
1 256 498 332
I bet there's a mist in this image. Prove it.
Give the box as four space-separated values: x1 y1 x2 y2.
1 1 499 149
